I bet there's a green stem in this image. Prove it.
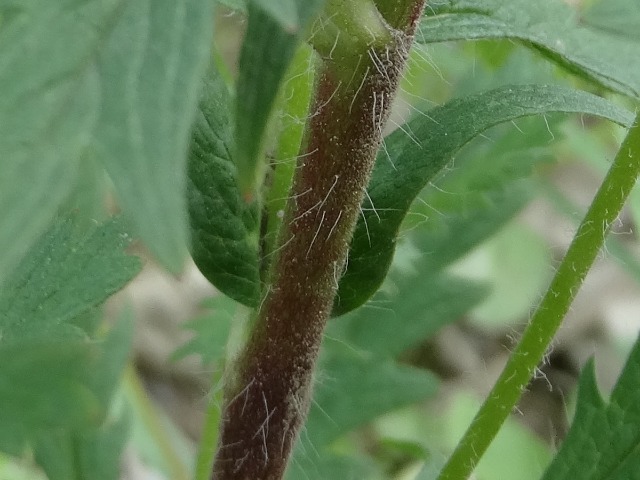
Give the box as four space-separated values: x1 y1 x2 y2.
437 113 640 480
263 44 316 260
123 366 191 480
194 370 224 480
194 304 248 480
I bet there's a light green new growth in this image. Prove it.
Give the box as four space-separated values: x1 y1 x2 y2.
307 0 393 68
438 113 640 480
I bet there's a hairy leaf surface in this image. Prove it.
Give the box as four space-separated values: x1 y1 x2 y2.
419 0 640 97
187 65 261 306
334 85 634 315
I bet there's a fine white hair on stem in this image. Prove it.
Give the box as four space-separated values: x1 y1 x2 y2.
317 174 339 214
398 211 430 238
349 66 370 113
232 451 250 473
267 187 312 204
262 234 295 260
328 30 340 60
291 200 322 223
344 54 364 92
227 378 256 416
309 80 343 119
379 136 397 170
368 48 391 84
306 11 338 45
428 181 456 195
325 209 343 243
306 210 326 258
399 86 439 107
415 195 446 217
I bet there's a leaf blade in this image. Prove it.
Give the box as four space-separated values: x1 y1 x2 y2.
93 0 213 272
187 64 261 306
541 335 640 479
334 85 634 315
0 0 121 285
419 0 640 97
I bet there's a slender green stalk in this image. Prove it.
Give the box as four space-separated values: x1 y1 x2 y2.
437 114 640 480
194 370 224 480
195 304 249 480
263 44 316 260
123 366 191 480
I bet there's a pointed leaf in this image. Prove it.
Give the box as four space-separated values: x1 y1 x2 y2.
93 0 213 272
542 335 640 479
187 65 261 305
334 85 634 315
419 0 640 97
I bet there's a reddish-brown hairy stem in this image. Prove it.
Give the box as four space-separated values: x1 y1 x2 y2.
211 3 425 479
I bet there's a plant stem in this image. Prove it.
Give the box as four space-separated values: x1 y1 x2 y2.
210 2 425 478
437 113 640 480
123 366 191 480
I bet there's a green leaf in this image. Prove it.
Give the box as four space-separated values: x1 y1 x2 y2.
0 0 118 286
0 216 137 456
583 0 640 42
234 0 324 196
172 295 236 365
93 0 213 273
0 340 102 453
0 318 133 458
331 274 487 358
334 85 634 315
419 0 640 98
464 223 550 329
541 334 640 479
304 342 438 448
33 411 129 480
0 217 141 341
188 64 261 306
286 453 381 480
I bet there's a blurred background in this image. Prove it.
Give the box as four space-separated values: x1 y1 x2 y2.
3 1 639 479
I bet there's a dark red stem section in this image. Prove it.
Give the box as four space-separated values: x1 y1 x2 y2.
211 5 424 479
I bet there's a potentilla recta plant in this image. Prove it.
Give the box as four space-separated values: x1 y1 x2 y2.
1 0 640 480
